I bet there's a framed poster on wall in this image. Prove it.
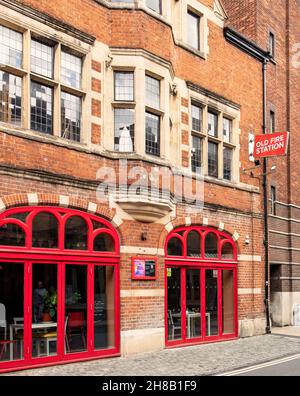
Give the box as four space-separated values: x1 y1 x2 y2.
131 257 157 280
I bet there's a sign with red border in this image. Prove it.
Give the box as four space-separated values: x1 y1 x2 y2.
254 132 289 158
131 257 157 280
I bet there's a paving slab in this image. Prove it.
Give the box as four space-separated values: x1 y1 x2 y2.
3 334 300 376
272 327 300 338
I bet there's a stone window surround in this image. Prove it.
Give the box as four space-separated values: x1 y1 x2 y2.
188 90 241 184
0 5 92 144
102 0 226 59
103 51 171 161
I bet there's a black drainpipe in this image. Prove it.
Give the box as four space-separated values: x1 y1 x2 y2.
262 59 271 334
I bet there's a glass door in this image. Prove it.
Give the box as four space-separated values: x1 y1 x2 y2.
205 269 220 338
167 267 182 342
186 269 202 340
94 266 115 351
64 264 88 355
31 263 58 359
0 262 25 363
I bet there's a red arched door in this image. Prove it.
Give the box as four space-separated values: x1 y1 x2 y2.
0 207 120 373
165 227 238 347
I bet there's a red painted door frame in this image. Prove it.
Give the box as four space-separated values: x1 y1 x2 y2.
0 207 121 373
165 263 238 348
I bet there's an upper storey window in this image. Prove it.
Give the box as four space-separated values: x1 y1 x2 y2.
145 0 161 14
0 22 86 144
0 25 23 68
187 10 200 51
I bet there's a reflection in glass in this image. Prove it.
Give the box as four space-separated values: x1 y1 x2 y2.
114 72 134 101
0 224 25 247
0 263 24 362
94 267 115 350
61 51 82 89
65 265 87 354
222 242 234 260
31 39 53 78
186 269 201 339
146 75 160 109
167 237 183 256
145 112 160 157
30 81 53 134
167 267 182 341
94 233 115 252
205 270 218 337
32 212 58 249
187 231 201 258
32 264 57 358
0 25 23 68
61 92 81 142
205 233 218 258
222 271 235 335
0 72 22 125
65 216 87 250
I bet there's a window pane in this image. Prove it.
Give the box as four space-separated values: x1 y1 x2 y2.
114 72 134 101
191 103 202 132
65 265 87 354
223 118 232 143
32 264 58 358
0 223 25 246
30 81 53 134
65 216 87 250
206 269 219 336
94 266 115 350
187 231 201 258
186 269 201 339
0 72 22 125
208 142 218 178
192 136 202 174
146 112 160 156
222 243 234 260
0 25 23 68
31 39 54 79
167 237 183 256
222 270 235 335
94 233 115 252
32 212 58 249
146 75 160 109
61 92 81 142
205 233 218 259
114 108 135 152
187 11 200 50
61 51 82 89
0 263 24 362
208 111 218 137
167 268 182 341
223 147 232 181
145 0 161 13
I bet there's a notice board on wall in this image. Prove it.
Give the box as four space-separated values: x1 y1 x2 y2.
131 257 157 280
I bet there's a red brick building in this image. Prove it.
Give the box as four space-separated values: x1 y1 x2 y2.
0 0 269 372
223 0 300 327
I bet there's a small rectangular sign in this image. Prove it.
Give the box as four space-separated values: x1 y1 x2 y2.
132 257 157 280
254 132 289 158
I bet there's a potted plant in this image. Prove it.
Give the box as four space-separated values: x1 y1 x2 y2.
42 290 57 322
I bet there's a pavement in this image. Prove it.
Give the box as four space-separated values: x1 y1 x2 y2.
3 333 300 376
272 326 300 337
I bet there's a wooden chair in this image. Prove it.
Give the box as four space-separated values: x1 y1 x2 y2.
168 310 181 340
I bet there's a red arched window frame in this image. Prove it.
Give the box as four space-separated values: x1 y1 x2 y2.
165 226 237 263
0 206 120 256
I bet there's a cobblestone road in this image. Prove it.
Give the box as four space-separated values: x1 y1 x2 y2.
4 335 300 376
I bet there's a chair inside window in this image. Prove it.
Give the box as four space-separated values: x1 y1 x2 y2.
67 312 86 350
168 310 181 341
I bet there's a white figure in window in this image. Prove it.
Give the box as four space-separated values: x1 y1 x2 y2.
119 125 133 152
